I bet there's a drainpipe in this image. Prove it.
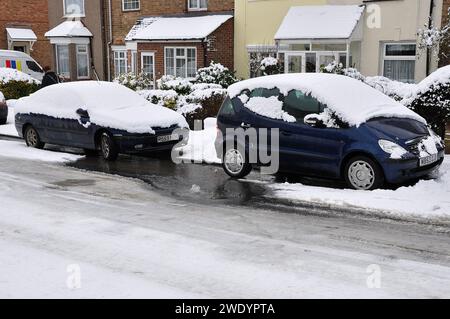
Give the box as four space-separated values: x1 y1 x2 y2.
106 0 113 81
426 0 436 76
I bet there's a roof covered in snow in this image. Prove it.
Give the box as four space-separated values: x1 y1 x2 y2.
125 17 160 41
6 28 37 41
45 21 93 38
130 15 233 41
275 5 365 40
228 74 426 127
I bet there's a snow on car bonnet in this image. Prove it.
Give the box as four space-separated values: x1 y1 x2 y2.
15 81 188 134
228 74 426 127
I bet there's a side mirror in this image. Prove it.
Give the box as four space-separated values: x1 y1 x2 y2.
304 114 321 127
76 108 89 118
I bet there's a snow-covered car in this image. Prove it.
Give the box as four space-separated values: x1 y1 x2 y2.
0 91 7 125
216 74 445 190
14 81 189 160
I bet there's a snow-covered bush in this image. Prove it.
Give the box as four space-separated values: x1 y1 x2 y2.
320 61 365 81
417 9 450 63
260 57 282 76
194 62 237 88
157 75 193 95
138 89 179 109
114 72 153 91
0 68 40 100
364 76 414 101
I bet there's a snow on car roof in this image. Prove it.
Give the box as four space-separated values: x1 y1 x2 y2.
274 5 364 40
228 74 426 127
15 82 188 134
131 15 233 40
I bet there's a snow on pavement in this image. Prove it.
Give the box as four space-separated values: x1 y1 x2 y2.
0 140 83 163
0 103 19 138
269 156 450 220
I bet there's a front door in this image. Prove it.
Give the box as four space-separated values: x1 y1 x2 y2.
141 52 155 89
285 53 305 73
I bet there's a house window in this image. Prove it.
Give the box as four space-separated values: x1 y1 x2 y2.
131 51 138 74
188 0 207 11
56 45 70 77
113 50 127 77
76 44 89 79
165 47 197 78
383 43 416 83
64 0 85 17
122 0 140 11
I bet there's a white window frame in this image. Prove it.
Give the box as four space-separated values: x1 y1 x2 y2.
55 44 70 78
141 52 155 88
382 42 416 82
187 0 207 11
164 47 197 78
122 0 140 12
131 50 138 74
63 0 85 18
113 50 128 77
76 44 90 79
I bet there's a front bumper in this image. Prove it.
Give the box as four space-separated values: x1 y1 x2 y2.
382 150 445 183
114 130 188 154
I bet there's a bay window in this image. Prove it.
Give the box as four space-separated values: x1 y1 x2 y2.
64 0 85 17
165 47 197 78
56 45 70 77
188 0 207 11
76 44 89 79
383 43 416 83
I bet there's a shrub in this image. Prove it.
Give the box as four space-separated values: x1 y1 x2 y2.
114 72 153 91
194 62 238 88
157 75 193 95
0 80 40 100
260 57 282 76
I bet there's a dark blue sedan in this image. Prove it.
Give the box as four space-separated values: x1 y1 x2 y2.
14 81 188 160
215 74 445 190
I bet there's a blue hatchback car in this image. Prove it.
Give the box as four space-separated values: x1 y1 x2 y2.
215 74 445 190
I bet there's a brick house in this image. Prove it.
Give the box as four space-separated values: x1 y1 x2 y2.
46 0 106 81
0 0 52 68
105 0 234 84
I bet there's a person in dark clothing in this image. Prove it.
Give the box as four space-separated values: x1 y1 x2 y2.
41 66 60 88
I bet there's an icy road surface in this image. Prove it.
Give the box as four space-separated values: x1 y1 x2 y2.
1 156 450 298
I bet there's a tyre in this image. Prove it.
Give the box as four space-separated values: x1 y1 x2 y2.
24 125 45 149
222 145 252 179
0 118 6 125
344 156 384 190
100 132 119 161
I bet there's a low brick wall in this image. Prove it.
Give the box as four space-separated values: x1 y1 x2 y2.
446 122 450 154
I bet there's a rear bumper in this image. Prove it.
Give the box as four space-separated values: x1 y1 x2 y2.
382 150 445 183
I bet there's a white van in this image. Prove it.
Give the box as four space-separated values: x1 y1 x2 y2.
0 50 44 81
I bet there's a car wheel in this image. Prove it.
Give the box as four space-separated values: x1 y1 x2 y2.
222 145 252 179
345 156 384 190
24 125 45 149
100 133 119 161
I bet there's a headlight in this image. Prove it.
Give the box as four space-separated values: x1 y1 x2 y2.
428 127 443 147
378 140 408 158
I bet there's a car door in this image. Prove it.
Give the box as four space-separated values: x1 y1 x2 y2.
64 108 94 148
279 90 346 177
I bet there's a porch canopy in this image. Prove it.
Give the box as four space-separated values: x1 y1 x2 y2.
128 14 233 41
274 5 365 73
6 27 37 50
45 20 93 44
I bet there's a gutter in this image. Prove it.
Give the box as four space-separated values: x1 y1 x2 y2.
106 0 112 81
426 0 436 76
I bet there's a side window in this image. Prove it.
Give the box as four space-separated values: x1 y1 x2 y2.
220 96 235 116
26 61 43 73
249 87 280 98
283 90 325 123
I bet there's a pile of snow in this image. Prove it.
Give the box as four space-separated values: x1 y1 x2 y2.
0 102 19 137
228 74 426 127
0 68 39 84
0 140 83 163
131 15 233 40
260 57 278 68
15 82 188 134
274 5 364 40
177 118 220 164
45 20 93 38
245 96 295 123
269 156 450 219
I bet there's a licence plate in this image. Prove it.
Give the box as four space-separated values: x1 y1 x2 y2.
419 154 438 167
157 134 179 143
